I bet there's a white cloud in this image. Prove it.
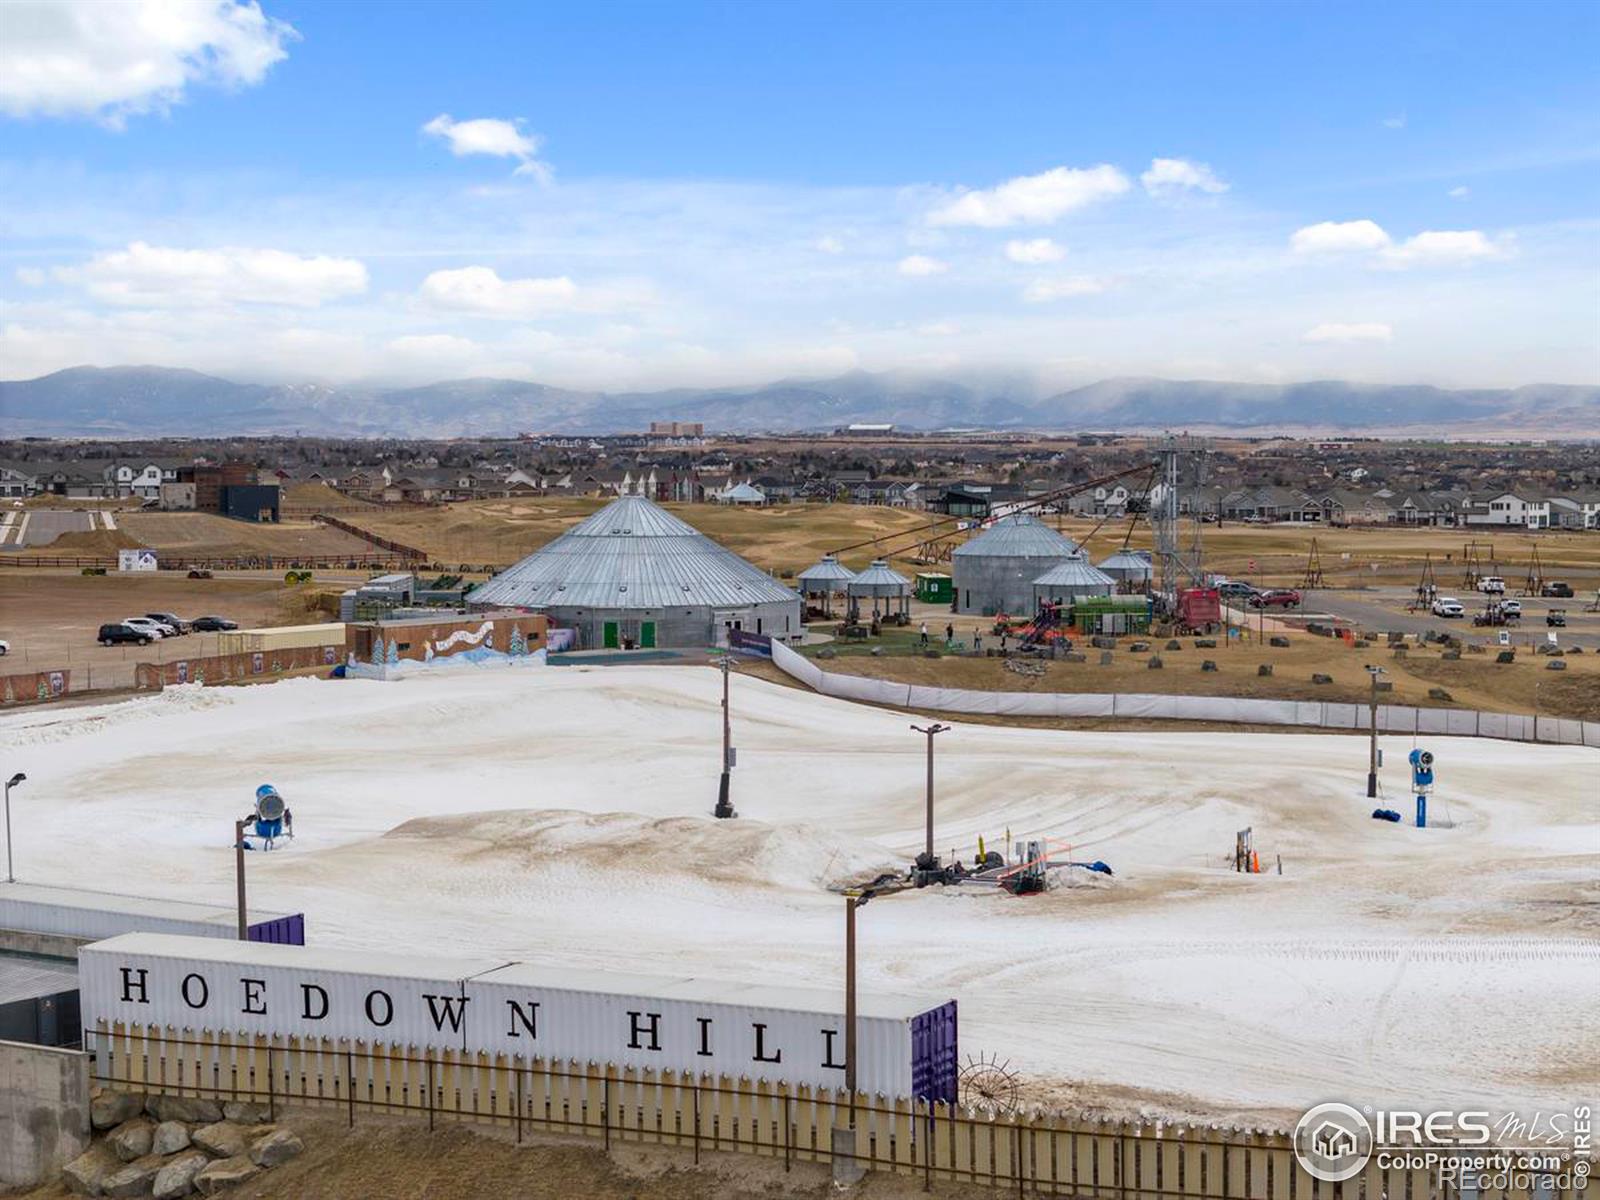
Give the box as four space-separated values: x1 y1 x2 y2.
1381 114 1407 130
916 321 960 337
1290 219 1393 254
1448 186 1470 199
15 267 46 286
1380 229 1505 267
1004 238 1065 264
1022 276 1107 303
1140 157 1228 198
422 114 550 180
897 254 948 277
814 235 844 254
53 242 367 306
928 164 1129 228
0 0 295 126
418 265 580 316
1304 322 1393 343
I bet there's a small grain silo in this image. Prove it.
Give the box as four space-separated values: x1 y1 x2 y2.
846 559 912 622
796 554 856 616
1031 559 1115 607
1097 549 1154 592
951 516 1082 615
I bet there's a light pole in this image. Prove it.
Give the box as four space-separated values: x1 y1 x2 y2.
4 772 25 883
1366 665 1384 798
234 817 249 940
909 723 949 872
713 655 737 819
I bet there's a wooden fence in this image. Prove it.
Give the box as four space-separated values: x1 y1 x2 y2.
309 513 429 561
84 1024 1580 1198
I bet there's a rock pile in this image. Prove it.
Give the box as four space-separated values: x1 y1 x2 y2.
65 1091 303 1198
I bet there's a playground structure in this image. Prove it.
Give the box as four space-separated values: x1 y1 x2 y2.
1409 553 1439 611
1461 541 1496 589
1300 538 1326 590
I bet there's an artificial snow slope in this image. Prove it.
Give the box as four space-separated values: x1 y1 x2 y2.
3 667 1595 1122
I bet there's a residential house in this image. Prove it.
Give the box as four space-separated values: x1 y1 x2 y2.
1465 492 1550 529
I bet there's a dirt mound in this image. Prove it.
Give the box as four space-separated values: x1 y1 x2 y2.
32 527 140 554
381 808 898 890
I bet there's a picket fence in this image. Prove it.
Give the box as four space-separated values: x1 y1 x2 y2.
86 1023 1581 1199
771 642 1600 749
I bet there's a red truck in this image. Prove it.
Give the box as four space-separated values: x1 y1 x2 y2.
1176 587 1222 632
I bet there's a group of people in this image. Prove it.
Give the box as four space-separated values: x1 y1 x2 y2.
918 620 986 651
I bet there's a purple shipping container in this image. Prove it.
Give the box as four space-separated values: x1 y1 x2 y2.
246 913 306 945
910 999 959 1104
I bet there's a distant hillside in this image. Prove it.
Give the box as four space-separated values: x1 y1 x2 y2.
0 364 1594 436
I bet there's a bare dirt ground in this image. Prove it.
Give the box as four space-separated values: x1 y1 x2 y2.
14 1110 992 1200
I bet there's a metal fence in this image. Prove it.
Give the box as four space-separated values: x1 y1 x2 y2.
83 1023 1580 1198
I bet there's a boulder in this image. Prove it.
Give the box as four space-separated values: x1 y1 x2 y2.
149 1097 223 1126
1090 635 1117 650
922 649 941 659
1257 663 1273 677
1496 650 1516 664
248 1130 304 1168
92 1091 147 1132
1390 646 1408 657
222 1107 272 1132
1200 660 1218 672
1269 636 1291 648
1570 646 1585 655
1311 673 1333 685
191 1123 248 1160
1465 643 1485 654
1063 652 1087 663
816 648 836 659
1129 641 1151 652
151 1121 191 1157
103 1156 165 1199
1194 638 1217 649
1441 649 1461 661
152 1153 210 1200
194 1158 259 1196
109 1119 156 1163
1147 656 1163 670
1165 639 1182 651
1098 651 1114 665
1547 659 1568 671
63 1142 123 1196
1429 687 1454 701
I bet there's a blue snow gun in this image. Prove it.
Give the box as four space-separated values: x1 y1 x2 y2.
253 784 286 846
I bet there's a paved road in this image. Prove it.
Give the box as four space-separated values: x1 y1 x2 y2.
1303 587 1600 650
0 508 99 548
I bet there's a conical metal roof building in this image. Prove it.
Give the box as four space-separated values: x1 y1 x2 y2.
469 495 801 649
1031 559 1114 604
1097 549 1154 590
951 515 1082 615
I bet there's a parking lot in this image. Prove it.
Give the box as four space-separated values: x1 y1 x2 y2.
1300 585 1600 650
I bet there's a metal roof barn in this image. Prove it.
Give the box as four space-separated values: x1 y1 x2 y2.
951 516 1082 615
1031 559 1115 604
468 495 801 650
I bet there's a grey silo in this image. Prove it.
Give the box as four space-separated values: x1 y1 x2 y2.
1030 559 1115 606
951 515 1082 615
1097 549 1154 591
468 494 801 649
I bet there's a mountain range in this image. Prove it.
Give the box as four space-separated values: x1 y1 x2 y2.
1 365 1595 438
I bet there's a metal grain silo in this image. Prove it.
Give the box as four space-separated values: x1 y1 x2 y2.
1031 559 1115 606
951 516 1081 616
1097 549 1154 592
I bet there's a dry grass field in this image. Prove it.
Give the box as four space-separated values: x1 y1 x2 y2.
116 512 377 558
793 629 1600 720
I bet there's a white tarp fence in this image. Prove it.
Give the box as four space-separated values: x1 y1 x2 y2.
770 641 1600 749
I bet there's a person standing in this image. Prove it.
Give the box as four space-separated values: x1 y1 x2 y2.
920 621 929 646
945 622 954 645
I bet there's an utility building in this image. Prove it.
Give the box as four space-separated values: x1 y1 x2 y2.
468 495 801 649
951 515 1082 615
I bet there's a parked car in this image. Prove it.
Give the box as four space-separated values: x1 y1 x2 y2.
187 569 214 580
189 615 239 632
1497 599 1522 618
122 617 172 638
1547 609 1567 627
1541 581 1574 598
1215 580 1259 600
144 612 191 634
1249 588 1302 608
1431 596 1466 618
99 623 153 646
0 638 8 656
1478 576 1506 594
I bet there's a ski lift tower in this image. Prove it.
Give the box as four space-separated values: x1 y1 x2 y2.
1152 435 1209 604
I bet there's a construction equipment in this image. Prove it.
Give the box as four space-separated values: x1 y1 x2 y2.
1521 544 1545 597
1461 541 1495 589
1410 554 1439 611
1300 537 1326 590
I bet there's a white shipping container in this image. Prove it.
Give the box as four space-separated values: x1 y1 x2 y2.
0 883 296 944
78 934 958 1099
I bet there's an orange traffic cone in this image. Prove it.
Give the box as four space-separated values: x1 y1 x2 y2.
1251 851 1261 874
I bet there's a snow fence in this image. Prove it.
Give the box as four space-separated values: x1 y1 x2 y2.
771 642 1600 748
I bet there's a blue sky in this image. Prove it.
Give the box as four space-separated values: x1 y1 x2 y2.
0 0 1595 389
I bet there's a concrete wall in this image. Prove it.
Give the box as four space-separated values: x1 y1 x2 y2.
0 1039 90 1187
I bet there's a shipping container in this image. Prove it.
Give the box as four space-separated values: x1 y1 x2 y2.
217 623 346 655
0 883 304 946
79 934 957 1100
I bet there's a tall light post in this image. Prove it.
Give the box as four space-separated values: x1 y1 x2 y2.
234 817 249 941
909 723 949 873
4 772 25 883
1365 665 1384 798
713 654 737 819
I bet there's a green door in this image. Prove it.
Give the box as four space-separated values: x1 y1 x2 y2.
640 621 656 648
602 621 619 649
